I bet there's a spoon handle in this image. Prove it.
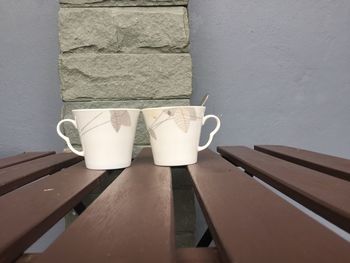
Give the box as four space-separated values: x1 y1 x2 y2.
200 93 209 106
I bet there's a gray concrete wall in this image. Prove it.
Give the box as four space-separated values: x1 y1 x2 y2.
0 0 65 253
189 0 350 158
0 0 64 158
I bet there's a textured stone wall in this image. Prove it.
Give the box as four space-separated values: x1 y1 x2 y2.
60 0 188 7
60 54 191 101
59 7 189 53
59 0 192 155
59 0 194 246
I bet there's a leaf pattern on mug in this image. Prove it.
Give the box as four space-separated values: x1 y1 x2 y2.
173 108 198 132
80 111 108 137
110 110 131 132
165 109 176 116
188 108 197 121
147 108 199 140
148 128 157 140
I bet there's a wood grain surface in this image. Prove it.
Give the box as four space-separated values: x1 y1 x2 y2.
0 152 55 169
36 148 175 263
0 153 82 195
0 162 106 263
255 145 350 181
188 149 350 263
218 146 350 232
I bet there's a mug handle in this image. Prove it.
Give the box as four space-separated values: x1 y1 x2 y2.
198 115 221 151
57 119 84 156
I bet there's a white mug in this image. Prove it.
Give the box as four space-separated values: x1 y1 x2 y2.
142 106 220 166
57 108 140 170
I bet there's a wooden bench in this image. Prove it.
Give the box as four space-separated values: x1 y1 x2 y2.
0 146 349 263
218 146 350 232
254 145 350 181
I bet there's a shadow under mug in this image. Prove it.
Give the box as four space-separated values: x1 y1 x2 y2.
142 106 221 166
57 108 140 170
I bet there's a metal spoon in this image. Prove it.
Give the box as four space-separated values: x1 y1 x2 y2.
200 93 209 106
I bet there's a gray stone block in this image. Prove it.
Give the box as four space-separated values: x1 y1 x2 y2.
174 189 195 233
172 167 193 189
133 145 149 157
60 53 192 101
60 0 188 7
59 7 189 54
175 232 194 248
65 210 78 227
62 99 190 145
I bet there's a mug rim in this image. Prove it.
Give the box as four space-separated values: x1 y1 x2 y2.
142 106 205 112
72 108 140 112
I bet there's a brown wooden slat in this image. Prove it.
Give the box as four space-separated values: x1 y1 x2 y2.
17 249 221 263
176 248 221 263
218 146 350 232
188 149 350 263
21 250 221 263
15 254 39 263
0 162 106 263
0 152 55 169
255 145 350 181
36 148 175 263
0 153 82 195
